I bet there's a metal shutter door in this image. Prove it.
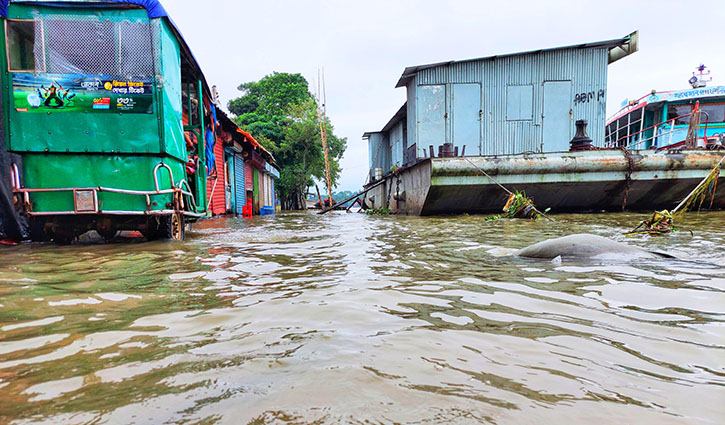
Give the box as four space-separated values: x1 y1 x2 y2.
234 155 245 214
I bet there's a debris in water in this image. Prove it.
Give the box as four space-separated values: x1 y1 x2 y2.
627 156 723 236
486 191 551 221
627 210 677 236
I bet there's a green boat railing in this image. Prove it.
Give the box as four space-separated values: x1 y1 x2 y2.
11 162 205 218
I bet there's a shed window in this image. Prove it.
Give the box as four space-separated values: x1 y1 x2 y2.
5 20 41 72
506 85 533 121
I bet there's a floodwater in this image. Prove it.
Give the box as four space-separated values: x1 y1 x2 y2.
0 211 724 425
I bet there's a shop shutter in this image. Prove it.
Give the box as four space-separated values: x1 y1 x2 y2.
234 155 245 214
205 140 226 215
245 161 253 192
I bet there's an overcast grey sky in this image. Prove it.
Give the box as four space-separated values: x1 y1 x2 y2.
162 0 725 191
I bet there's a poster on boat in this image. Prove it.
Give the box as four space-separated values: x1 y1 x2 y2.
10 73 154 114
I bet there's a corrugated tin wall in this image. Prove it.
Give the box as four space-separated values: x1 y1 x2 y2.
390 122 404 167
205 140 226 215
367 133 390 177
406 79 417 153
412 47 609 156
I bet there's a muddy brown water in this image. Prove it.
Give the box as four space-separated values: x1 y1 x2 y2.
0 211 724 424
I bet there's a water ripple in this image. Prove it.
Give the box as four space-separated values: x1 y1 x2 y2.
1 211 724 424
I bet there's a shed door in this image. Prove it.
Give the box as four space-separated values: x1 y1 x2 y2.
417 85 446 155
226 152 235 213
452 83 481 156
234 155 246 214
542 81 572 152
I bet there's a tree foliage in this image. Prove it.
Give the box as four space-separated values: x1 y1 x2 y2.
228 73 347 210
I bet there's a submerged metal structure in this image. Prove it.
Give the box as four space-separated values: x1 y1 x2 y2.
366 150 725 215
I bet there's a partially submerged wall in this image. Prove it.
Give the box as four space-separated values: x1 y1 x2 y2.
365 160 432 215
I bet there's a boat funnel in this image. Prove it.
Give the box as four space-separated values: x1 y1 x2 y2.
570 120 594 151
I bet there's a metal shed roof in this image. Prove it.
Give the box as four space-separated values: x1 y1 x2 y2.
216 109 279 170
395 31 638 88
362 103 407 139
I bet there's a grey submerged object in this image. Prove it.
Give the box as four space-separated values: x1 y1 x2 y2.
516 234 672 260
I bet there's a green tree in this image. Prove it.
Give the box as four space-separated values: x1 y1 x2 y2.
228 73 347 210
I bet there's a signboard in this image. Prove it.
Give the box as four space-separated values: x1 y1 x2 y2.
647 86 725 104
11 73 153 114
265 162 280 179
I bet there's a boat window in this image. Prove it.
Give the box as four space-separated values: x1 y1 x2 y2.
44 19 117 75
118 21 155 79
41 17 154 78
5 20 42 72
699 104 725 124
669 105 693 125
6 14 154 79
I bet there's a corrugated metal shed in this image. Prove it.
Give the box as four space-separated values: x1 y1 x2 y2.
396 32 638 87
408 33 637 157
366 32 639 179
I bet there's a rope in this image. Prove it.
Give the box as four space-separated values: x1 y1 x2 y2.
463 157 512 195
620 146 634 210
463 157 553 221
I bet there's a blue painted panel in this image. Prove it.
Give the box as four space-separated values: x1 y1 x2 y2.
452 83 481 155
542 81 572 152
390 123 404 167
506 85 533 121
417 85 446 151
234 154 246 214
225 150 235 213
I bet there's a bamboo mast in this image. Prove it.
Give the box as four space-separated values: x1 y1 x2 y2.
317 68 334 208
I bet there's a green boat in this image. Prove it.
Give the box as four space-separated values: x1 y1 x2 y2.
2 0 216 242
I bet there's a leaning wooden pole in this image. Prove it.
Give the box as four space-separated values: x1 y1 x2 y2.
319 117 333 205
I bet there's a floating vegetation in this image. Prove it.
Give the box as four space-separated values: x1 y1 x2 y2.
627 157 723 236
627 210 677 236
486 191 551 221
365 208 394 216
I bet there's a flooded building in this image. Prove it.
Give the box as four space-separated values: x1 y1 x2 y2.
365 32 639 177
213 111 279 218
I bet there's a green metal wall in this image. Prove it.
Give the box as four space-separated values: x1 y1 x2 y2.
22 154 182 213
5 7 161 155
158 20 186 162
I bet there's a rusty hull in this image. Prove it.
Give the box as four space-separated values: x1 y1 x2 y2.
364 150 725 215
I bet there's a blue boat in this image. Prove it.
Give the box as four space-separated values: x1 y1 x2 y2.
606 65 725 150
